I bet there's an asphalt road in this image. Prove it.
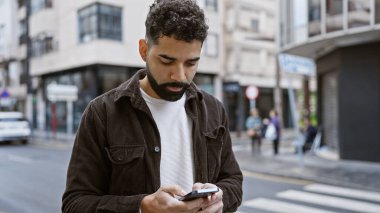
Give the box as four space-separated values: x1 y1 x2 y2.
1 141 380 213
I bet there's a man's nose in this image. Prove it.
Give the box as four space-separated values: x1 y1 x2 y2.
170 64 186 81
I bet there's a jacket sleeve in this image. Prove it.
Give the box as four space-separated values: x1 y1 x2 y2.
62 103 147 213
215 107 243 212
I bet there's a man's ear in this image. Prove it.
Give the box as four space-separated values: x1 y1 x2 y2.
139 39 148 62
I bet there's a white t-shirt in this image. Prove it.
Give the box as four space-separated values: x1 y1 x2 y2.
140 89 194 192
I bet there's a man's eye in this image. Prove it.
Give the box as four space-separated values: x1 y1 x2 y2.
187 62 196 66
161 60 173 64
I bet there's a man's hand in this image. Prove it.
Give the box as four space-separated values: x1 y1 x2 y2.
192 183 223 213
140 185 205 213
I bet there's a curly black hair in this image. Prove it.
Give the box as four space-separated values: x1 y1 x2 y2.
145 0 209 45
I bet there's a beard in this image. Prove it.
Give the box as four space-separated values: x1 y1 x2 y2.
145 64 190 102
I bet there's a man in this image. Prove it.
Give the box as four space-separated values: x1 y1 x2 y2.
62 0 243 212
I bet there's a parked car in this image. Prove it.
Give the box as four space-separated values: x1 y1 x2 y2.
0 111 31 144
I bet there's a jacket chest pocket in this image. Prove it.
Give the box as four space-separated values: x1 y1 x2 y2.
204 126 225 182
105 145 146 195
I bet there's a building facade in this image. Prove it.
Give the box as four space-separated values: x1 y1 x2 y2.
0 0 28 112
223 0 306 132
16 0 223 137
280 0 380 162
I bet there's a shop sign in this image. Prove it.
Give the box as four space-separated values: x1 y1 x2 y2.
47 82 78 102
279 53 316 76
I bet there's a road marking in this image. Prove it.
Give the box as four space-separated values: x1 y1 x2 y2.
277 190 380 213
305 183 380 203
242 170 313 185
243 198 338 213
7 154 33 164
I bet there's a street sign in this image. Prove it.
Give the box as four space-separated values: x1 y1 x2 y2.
278 53 316 76
47 83 78 102
245 85 259 100
0 90 10 98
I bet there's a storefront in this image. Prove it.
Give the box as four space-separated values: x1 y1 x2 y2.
38 65 140 135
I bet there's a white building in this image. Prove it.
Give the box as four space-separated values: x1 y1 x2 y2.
223 0 306 131
18 0 223 137
280 0 380 162
0 0 27 112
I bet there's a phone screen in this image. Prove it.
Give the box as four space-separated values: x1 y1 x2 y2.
179 188 219 201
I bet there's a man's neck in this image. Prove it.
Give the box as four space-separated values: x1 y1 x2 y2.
139 77 160 99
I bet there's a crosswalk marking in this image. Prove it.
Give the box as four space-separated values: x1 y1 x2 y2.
277 190 380 213
244 198 338 213
305 184 380 203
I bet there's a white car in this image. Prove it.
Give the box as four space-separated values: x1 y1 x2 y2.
0 111 31 144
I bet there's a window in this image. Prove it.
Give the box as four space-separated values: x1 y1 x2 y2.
31 0 53 14
205 0 217 12
78 3 122 43
376 0 380 23
31 36 54 57
19 19 27 45
203 33 218 57
326 0 343 32
348 0 371 28
308 0 322 37
251 19 259 32
18 0 25 8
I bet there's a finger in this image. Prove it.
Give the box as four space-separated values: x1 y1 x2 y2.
161 184 186 197
177 197 205 212
198 200 223 213
192 182 204 190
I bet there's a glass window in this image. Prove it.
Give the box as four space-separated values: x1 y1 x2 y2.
205 0 217 12
251 19 259 32
193 74 214 95
31 36 54 57
78 3 122 43
19 19 27 45
308 0 322 37
31 0 53 14
376 0 380 23
18 0 25 8
348 0 371 28
326 0 343 33
204 33 218 57
98 66 128 94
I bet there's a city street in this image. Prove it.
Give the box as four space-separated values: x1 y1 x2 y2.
238 171 380 213
1 140 380 213
0 142 71 213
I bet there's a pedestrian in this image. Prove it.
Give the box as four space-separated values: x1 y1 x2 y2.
245 108 263 153
302 117 317 153
62 1 243 213
269 109 281 155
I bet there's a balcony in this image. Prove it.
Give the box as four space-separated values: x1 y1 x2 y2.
283 0 380 58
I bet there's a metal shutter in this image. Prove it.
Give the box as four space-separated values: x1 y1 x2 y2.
322 71 339 150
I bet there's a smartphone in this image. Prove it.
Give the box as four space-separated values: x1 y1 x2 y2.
178 188 219 201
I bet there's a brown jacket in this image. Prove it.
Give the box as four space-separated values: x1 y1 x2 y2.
62 70 243 213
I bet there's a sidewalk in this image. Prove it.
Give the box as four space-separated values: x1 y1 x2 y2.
232 130 380 192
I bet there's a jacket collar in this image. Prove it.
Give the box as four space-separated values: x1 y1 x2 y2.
114 69 204 104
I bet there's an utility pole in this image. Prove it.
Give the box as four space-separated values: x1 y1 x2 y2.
25 0 33 122
275 0 283 125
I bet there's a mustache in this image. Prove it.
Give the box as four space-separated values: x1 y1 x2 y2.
160 81 190 89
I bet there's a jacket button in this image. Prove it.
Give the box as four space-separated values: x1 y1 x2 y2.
154 146 160 153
